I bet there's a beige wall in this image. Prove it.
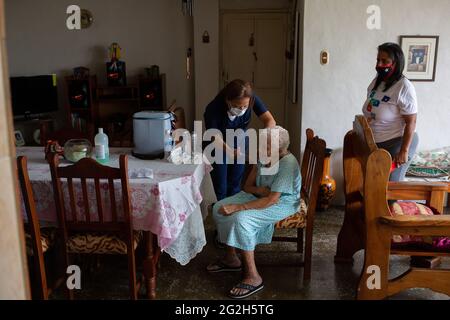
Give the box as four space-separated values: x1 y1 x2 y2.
0 0 29 299
302 0 450 204
193 0 220 121
5 0 195 128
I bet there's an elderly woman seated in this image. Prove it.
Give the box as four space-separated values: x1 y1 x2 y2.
207 126 301 299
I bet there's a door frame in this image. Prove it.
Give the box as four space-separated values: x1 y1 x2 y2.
0 0 31 299
219 9 290 127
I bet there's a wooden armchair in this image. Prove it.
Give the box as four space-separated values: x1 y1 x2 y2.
341 116 450 299
48 153 143 299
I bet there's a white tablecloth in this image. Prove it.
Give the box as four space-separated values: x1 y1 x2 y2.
17 147 217 265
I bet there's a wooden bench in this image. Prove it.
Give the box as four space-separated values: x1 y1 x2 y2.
337 116 450 299
335 117 448 264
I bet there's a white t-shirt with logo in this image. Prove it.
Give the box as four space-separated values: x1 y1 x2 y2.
362 77 418 143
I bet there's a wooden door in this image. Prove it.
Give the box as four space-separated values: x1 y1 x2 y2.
222 12 288 129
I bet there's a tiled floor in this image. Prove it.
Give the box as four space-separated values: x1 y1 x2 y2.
52 207 450 300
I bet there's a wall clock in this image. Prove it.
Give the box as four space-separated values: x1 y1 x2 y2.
81 9 94 29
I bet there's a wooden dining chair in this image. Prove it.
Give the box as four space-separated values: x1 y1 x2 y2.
48 153 143 299
40 122 95 146
17 156 64 299
272 129 326 282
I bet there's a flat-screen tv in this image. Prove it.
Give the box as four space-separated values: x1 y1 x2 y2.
10 75 58 117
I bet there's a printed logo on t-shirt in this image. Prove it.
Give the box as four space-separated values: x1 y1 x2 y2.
382 96 391 102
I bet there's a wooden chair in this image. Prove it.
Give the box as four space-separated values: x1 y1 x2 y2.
344 116 450 300
242 129 326 282
272 129 326 282
336 117 448 265
40 122 95 146
48 153 142 299
17 156 65 299
168 100 186 131
107 117 134 147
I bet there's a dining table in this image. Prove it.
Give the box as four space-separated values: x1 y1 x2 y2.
16 146 217 299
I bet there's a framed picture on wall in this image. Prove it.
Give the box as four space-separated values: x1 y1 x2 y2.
400 35 439 81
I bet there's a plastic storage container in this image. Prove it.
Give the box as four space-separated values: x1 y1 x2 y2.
133 111 173 159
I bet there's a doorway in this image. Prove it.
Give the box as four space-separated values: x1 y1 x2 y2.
221 11 289 130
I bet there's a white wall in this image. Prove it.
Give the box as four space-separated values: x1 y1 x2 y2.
193 0 220 121
6 0 195 127
302 0 450 204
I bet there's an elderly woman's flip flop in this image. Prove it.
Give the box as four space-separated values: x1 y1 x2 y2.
228 282 264 299
206 260 242 273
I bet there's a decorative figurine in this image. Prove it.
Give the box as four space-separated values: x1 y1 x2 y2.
44 140 64 162
106 42 127 86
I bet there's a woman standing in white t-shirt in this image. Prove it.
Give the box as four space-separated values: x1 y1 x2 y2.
363 42 419 181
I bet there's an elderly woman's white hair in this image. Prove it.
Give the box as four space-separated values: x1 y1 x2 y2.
261 126 290 152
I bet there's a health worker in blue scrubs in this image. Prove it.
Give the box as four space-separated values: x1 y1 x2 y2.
204 79 276 201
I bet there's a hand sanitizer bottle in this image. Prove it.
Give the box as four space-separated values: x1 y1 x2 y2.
164 129 173 159
95 128 109 164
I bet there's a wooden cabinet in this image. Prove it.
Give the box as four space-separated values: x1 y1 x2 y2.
63 74 167 139
64 75 97 133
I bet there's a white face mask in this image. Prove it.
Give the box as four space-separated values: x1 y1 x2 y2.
229 107 248 117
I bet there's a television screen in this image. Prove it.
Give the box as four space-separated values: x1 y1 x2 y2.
10 75 58 116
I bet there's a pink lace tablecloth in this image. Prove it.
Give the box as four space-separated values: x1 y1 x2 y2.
17 147 217 265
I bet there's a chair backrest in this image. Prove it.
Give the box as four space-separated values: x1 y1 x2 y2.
345 115 392 221
168 101 186 131
48 154 133 239
108 117 134 147
300 129 326 221
17 156 48 299
40 124 95 146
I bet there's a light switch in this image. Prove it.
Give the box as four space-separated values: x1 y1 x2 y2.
320 50 329 65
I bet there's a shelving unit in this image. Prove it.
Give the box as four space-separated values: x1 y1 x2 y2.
138 74 166 111
96 85 139 135
64 75 97 133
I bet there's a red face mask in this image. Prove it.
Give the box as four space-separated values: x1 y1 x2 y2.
376 63 395 79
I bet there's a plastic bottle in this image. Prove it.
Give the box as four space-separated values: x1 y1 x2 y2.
95 128 109 164
164 129 173 159
191 131 198 163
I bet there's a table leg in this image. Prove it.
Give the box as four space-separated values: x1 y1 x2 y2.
143 231 160 299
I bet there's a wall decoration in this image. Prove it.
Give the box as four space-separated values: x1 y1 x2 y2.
106 43 127 86
400 36 439 81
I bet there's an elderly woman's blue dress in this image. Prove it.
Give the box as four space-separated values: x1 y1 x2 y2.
213 153 301 251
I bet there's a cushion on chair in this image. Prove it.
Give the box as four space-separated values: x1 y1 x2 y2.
67 231 143 254
275 199 308 229
25 228 56 256
389 202 436 245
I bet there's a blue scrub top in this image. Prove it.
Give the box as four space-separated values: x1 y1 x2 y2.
204 94 268 133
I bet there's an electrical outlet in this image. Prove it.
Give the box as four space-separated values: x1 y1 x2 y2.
321 50 329 65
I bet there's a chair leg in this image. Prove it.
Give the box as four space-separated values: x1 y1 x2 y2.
303 226 313 282
297 228 304 253
128 249 138 300
357 226 391 300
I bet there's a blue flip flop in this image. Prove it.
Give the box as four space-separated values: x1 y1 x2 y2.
207 260 242 273
228 282 264 299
